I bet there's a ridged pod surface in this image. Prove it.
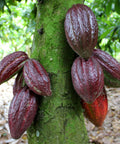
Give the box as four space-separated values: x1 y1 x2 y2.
0 51 28 84
93 49 120 80
64 4 98 59
81 87 108 127
8 87 38 139
23 59 52 96
13 71 25 96
71 56 104 103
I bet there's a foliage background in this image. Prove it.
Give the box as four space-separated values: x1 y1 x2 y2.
0 0 120 59
0 0 36 59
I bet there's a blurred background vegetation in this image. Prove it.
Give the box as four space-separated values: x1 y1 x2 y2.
0 0 120 60
0 0 36 58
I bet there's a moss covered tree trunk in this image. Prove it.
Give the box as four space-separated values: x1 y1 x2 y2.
28 0 89 143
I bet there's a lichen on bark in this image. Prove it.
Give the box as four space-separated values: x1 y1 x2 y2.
27 0 89 143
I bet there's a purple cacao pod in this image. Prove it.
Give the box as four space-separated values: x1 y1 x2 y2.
93 49 120 80
23 59 52 96
13 71 25 96
81 87 108 127
8 87 38 139
0 51 28 84
64 4 98 59
71 56 104 103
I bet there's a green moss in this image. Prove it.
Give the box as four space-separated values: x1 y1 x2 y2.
28 0 89 143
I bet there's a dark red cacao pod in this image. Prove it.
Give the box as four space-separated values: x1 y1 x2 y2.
23 59 52 96
0 51 28 84
13 71 25 96
71 56 104 103
64 4 98 59
81 87 108 127
93 49 120 80
8 87 38 139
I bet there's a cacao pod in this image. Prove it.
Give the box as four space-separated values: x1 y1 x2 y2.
64 4 98 59
93 49 120 80
104 70 120 87
71 56 104 103
8 87 38 139
23 59 52 96
81 87 108 127
13 71 25 95
0 51 28 84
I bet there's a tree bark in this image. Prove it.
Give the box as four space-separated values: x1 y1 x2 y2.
27 0 89 143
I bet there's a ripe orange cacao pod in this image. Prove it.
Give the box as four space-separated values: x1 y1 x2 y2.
81 87 108 127
8 87 38 139
64 4 98 59
13 71 25 95
93 49 120 80
71 56 104 103
0 51 28 84
23 59 52 96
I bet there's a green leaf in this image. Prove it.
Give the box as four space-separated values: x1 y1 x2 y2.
115 0 120 14
111 26 119 39
0 19 6 25
16 0 22 2
100 27 113 39
0 0 5 12
0 0 11 13
105 0 113 16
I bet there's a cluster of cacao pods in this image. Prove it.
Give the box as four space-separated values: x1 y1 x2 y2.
0 51 52 139
64 4 120 127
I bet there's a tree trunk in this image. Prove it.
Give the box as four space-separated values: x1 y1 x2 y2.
27 0 89 143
